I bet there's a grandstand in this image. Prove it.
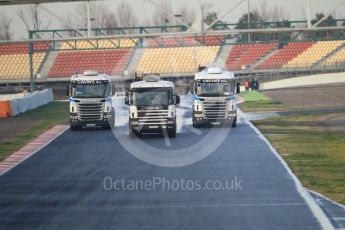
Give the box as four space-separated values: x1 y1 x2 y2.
46 39 136 78
284 40 345 68
2 37 345 84
0 0 345 95
48 49 133 78
0 17 345 92
256 42 314 70
225 43 277 71
0 43 48 80
323 46 345 67
136 46 220 74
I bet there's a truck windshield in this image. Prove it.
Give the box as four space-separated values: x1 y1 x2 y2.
132 89 172 106
196 81 235 97
71 82 110 98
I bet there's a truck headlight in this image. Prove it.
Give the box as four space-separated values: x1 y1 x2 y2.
194 102 202 111
104 102 112 113
70 103 77 113
229 102 236 111
131 121 139 125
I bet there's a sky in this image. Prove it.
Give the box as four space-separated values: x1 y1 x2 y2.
1 0 345 40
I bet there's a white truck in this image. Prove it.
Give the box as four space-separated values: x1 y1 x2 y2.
192 66 237 128
125 76 180 137
68 70 115 130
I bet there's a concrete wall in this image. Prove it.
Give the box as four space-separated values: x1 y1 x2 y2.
0 89 53 117
261 72 345 90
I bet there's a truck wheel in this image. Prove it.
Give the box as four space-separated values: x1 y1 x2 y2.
232 117 237 128
104 121 114 130
103 124 111 130
193 120 199 128
129 128 139 138
221 120 232 127
70 124 79 131
168 128 176 138
110 111 115 129
129 128 135 138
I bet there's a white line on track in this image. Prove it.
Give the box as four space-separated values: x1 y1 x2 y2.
185 125 202 135
60 203 308 210
162 128 171 146
309 189 345 210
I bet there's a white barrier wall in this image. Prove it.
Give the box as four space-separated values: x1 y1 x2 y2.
9 89 54 116
261 72 345 90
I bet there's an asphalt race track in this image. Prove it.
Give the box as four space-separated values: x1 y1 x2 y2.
0 95 326 230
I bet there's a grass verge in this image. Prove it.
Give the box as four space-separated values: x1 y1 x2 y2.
0 102 68 162
253 112 345 204
239 90 287 112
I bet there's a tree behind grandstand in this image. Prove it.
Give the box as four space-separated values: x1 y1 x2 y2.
0 14 13 40
17 5 51 36
310 13 337 39
152 0 173 26
63 1 137 35
176 4 196 26
151 0 197 29
235 0 291 42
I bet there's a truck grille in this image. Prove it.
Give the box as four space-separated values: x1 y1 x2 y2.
78 103 103 121
202 101 227 119
137 110 169 125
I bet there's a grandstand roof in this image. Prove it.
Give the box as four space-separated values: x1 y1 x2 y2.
0 0 100 5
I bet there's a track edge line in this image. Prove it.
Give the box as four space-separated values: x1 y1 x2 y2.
238 109 334 230
0 125 69 177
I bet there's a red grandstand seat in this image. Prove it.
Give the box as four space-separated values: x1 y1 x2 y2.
256 42 314 69
225 43 277 71
48 49 133 78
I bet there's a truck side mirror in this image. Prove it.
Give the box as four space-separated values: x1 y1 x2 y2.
125 91 130 105
175 95 180 105
125 96 129 105
66 85 69 96
236 83 241 94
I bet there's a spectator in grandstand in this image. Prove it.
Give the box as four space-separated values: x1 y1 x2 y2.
255 79 260 91
244 80 250 91
250 78 256 90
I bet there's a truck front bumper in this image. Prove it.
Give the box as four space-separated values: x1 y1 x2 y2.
129 118 176 133
193 111 236 126
69 112 114 127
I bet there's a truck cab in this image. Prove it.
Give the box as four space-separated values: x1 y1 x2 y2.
68 70 115 130
125 76 180 137
192 66 237 128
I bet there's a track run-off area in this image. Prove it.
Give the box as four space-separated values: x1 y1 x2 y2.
0 95 333 230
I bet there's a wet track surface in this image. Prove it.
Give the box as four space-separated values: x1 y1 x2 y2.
0 96 325 229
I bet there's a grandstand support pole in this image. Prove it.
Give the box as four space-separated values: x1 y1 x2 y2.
248 0 251 42
87 0 91 37
306 0 311 28
192 37 197 72
29 31 34 92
